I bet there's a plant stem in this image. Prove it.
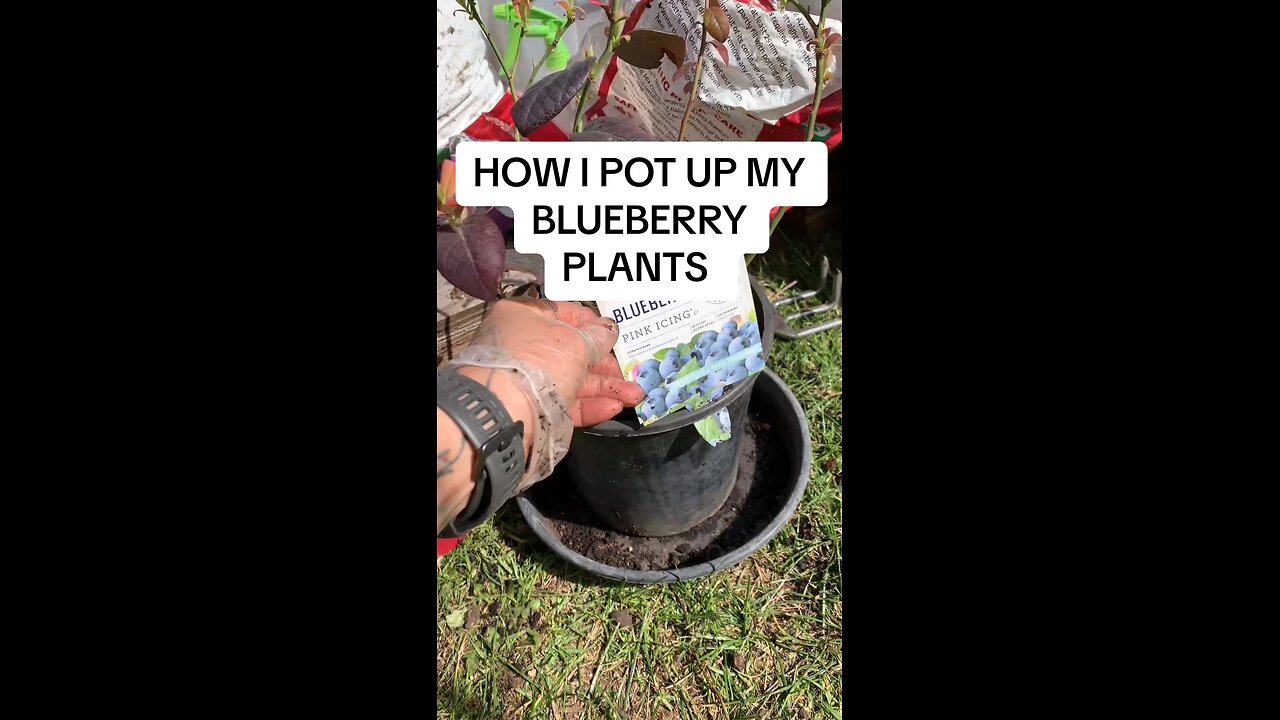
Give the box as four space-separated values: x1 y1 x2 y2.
677 3 712 142
511 24 527 93
768 208 786 232
528 24 570 84
768 0 831 235
795 4 820 35
472 5 518 98
803 1 832 144
470 2 522 140
573 0 626 132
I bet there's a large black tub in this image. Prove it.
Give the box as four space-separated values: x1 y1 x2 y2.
516 368 812 583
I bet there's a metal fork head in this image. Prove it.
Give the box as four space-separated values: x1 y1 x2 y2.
771 256 842 340
773 257 830 309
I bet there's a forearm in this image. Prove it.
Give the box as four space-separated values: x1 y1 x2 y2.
436 365 537 534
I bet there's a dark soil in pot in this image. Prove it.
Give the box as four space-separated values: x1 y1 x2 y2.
517 368 812 583
529 412 789 570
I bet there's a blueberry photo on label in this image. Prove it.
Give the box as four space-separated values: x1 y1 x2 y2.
659 357 679 378
725 364 749 384
594 265 765 430
639 393 667 421
637 367 661 393
665 386 691 409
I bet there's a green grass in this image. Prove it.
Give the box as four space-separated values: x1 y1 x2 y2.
437 234 843 720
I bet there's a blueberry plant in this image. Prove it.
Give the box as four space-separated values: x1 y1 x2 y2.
437 0 837 302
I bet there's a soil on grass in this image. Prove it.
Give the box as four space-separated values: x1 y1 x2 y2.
531 412 792 571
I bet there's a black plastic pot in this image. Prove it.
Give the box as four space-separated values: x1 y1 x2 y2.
516 368 812 583
563 279 777 536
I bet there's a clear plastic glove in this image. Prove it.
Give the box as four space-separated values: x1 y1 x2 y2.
447 298 645 490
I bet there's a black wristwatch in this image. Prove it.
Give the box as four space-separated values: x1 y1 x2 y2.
437 369 526 537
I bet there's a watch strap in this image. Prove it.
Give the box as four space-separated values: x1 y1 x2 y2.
437 369 525 538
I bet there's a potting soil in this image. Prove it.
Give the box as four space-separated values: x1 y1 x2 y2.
532 412 791 571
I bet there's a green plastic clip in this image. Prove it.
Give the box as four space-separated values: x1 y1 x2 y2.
492 3 570 74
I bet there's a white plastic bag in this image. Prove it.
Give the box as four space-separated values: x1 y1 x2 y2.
436 0 505 148
544 0 843 141
438 1 845 145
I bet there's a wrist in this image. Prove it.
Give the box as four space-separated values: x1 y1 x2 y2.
446 346 572 489
436 366 531 537
436 408 476 533
453 364 537 462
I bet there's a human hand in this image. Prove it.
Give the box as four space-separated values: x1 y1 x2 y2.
448 298 644 489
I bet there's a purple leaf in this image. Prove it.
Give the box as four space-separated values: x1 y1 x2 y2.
437 214 505 302
572 116 654 141
511 58 593 136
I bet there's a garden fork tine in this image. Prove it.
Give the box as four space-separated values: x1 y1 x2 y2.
785 268 841 321
772 257 842 341
773 256 830 308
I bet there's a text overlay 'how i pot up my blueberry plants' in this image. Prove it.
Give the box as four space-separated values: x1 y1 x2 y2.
454 142 827 301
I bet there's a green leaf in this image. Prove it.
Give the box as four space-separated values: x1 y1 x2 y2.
652 347 677 360
675 357 701 379
677 342 691 356
445 609 466 629
695 413 732 446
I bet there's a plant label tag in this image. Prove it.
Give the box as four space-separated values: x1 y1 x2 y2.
598 258 764 428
